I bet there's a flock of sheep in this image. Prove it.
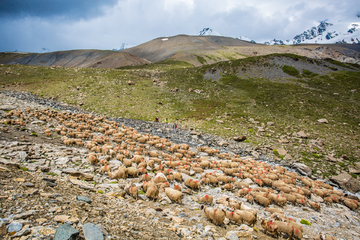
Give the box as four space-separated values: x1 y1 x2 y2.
2 107 359 240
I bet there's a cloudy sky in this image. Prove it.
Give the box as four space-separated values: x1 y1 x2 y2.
0 0 358 52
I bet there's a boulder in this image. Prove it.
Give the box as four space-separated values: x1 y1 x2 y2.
54 223 79 240
233 136 246 142
82 223 104 240
317 118 329 124
330 173 360 193
291 163 312 176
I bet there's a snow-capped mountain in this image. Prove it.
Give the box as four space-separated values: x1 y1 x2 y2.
199 28 222 36
113 43 136 51
264 16 360 45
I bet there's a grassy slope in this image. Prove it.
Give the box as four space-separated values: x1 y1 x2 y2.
1 55 359 179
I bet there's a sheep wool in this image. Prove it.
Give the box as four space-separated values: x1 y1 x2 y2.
146 185 159 200
234 209 257 226
165 188 182 203
128 186 138 199
199 195 214 205
201 205 226 226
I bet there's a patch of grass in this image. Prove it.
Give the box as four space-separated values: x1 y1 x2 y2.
47 172 58 176
138 190 145 195
30 132 37 136
273 149 279 156
196 55 207 65
98 190 104 194
20 167 28 171
300 219 312 225
282 65 300 77
302 69 318 78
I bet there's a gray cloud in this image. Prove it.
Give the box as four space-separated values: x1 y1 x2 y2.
0 0 119 20
0 0 359 52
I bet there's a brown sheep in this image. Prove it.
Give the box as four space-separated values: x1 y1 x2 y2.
296 198 307 206
185 178 200 190
265 207 283 214
225 211 242 225
200 178 210 185
127 167 139 178
238 188 252 197
234 209 257 226
146 185 159 201
308 201 321 211
128 186 138 199
99 165 111 174
261 219 279 237
140 174 152 182
165 188 182 203
201 206 226 226
88 154 98 165
153 175 167 184
221 183 234 191
281 192 297 205
234 182 249 189
109 167 127 179
253 194 270 207
199 195 213 205
245 194 254 204
343 199 358 210
174 185 182 192
122 158 132 167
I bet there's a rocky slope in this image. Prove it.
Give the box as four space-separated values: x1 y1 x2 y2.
0 91 359 240
0 50 150 69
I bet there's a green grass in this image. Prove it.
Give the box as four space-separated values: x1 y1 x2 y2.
282 65 300 77
195 55 207 65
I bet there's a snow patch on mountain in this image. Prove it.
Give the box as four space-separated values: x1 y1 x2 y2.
199 28 222 36
113 43 136 51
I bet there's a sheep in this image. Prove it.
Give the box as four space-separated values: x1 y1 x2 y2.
200 178 210 185
324 197 333 205
153 175 167 184
165 188 182 203
166 174 174 182
146 185 159 201
343 199 358 210
174 185 182 192
221 183 234 191
193 167 204 173
308 201 321 211
185 178 200 190
158 182 170 192
296 198 307 206
239 202 257 216
245 194 254 204
128 186 138 199
147 159 155 168
273 221 299 239
238 188 252 197
109 168 127 179
234 209 257 226
88 154 98 165
142 181 155 192
127 167 139 178
99 165 111 174
224 211 242 224
100 159 109 166
122 158 132 167
216 196 230 206
313 235 337 240
201 205 226 226
227 198 241 209
281 192 297 204
253 194 270 207
261 219 279 237
265 207 283 214
116 154 125 161
198 195 213 205
234 182 249 189
140 174 152 182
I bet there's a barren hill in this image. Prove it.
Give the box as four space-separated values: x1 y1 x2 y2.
0 50 150 68
122 34 257 62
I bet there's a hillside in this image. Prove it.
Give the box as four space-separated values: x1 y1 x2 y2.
1 53 359 185
0 50 150 68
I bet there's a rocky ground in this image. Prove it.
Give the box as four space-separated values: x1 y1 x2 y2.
0 91 360 240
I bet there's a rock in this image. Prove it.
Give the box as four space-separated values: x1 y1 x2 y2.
53 215 79 224
217 141 228 147
7 222 22 234
330 173 360 193
233 136 246 142
54 223 79 240
317 118 329 124
9 227 31 238
267 122 275 126
0 221 6 236
0 105 17 111
95 224 108 237
277 148 287 156
297 131 307 138
226 231 239 240
216 120 224 124
76 196 92 204
83 223 104 240
12 210 37 220
292 163 312 176
258 127 265 132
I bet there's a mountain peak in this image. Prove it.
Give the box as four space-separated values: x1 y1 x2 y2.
199 28 222 36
